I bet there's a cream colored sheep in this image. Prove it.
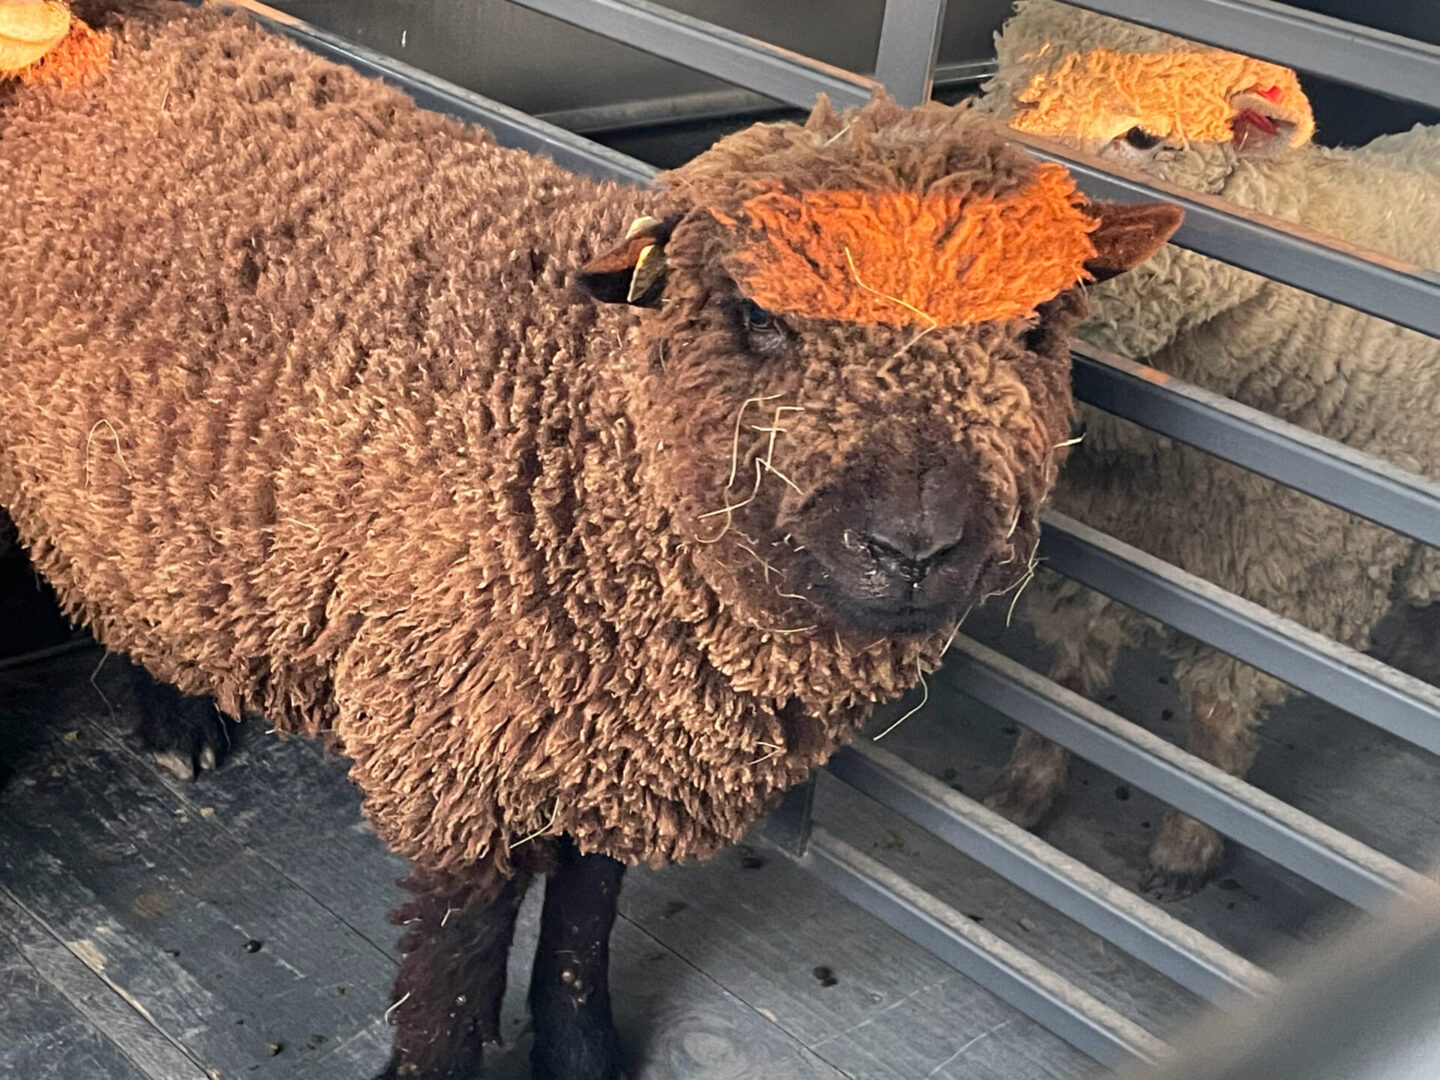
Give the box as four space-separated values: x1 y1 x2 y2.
976 0 1440 898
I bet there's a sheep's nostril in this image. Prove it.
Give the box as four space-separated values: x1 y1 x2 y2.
862 529 965 584
866 528 964 564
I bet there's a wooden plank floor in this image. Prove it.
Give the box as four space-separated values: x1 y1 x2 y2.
0 644 1094 1080
3 596 1437 1079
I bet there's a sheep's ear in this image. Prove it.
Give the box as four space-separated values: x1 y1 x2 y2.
1228 85 1314 158
1083 201 1184 282
574 215 678 307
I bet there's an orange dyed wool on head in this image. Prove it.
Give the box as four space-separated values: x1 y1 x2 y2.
725 164 1097 328
1012 47 1312 147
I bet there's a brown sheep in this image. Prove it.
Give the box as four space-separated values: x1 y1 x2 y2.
0 3 1180 1077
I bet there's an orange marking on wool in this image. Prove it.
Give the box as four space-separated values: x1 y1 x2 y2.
1010 47 1313 148
843 247 939 330
725 166 1097 328
10 18 111 88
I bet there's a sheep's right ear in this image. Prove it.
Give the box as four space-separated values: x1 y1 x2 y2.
574 215 678 307
1083 201 1185 282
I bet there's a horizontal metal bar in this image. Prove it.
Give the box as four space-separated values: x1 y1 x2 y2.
1062 0 1440 110
763 776 817 857
940 636 1440 911
1071 346 1440 549
223 1 657 186
0 637 92 675
542 88 792 136
1040 513 1440 758
874 0 948 107
1117 897 1440 1080
537 60 996 135
230 0 1440 360
1007 131 1440 341
506 0 878 111
828 741 1278 1004
783 827 1175 1069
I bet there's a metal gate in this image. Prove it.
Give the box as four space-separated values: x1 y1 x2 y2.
234 0 1440 1069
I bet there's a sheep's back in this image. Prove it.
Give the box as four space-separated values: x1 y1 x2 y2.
0 3 948 876
0 0 620 719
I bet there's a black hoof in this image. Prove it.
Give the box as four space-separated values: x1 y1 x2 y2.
371 1050 482 1080
1138 866 1206 902
371 1059 478 1080
531 1013 623 1080
131 669 237 780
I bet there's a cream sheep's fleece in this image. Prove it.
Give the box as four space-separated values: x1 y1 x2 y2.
1026 58 1440 674
974 0 1440 887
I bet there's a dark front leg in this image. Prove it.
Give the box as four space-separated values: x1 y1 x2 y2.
530 838 626 1080
378 868 527 1080
129 665 238 780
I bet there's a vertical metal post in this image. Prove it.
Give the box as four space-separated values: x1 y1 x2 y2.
765 775 817 856
873 0 948 106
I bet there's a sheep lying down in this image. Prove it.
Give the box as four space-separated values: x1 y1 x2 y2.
977 0 1440 898
0 3 1181 1076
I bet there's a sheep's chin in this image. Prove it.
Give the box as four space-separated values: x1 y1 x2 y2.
798 547 992 637
827 598 965 637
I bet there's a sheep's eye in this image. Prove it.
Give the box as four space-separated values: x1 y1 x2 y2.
743 300 776 331
739 300 786 353
1123 126 1164 150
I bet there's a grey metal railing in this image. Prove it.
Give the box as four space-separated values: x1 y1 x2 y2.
1061 0 1440 110
505 0 880 110
237 1 655 185
221 0 1440 1071
1070 346 1440 550
1009 132 1440 341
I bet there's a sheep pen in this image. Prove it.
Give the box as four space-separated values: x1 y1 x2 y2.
974 0 1440 899
0 2 1182 1077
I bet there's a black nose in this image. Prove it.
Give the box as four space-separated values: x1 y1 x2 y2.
861 527 965 584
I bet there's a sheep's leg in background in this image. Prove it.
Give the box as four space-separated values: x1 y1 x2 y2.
378 866 527 1080
984 726 1073 828
985 576 1126 827
129 665 239 781
1369 599 1440 687
1143 656 1285 901
530 837 626 1080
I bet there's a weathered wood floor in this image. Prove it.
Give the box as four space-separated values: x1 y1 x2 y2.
0 639 1095 1080
2 588 1438 1079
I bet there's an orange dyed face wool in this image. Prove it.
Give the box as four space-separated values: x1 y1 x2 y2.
1011 47 1313 148
723 164 1097 328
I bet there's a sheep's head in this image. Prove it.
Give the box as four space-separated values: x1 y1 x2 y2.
984 0 1314 192
576 96 1180 637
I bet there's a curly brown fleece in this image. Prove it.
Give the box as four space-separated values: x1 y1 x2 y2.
0 2 1099 880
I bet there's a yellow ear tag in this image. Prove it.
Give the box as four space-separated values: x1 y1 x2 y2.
0 0 71 75
625 215 662 241
627 243 667 303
